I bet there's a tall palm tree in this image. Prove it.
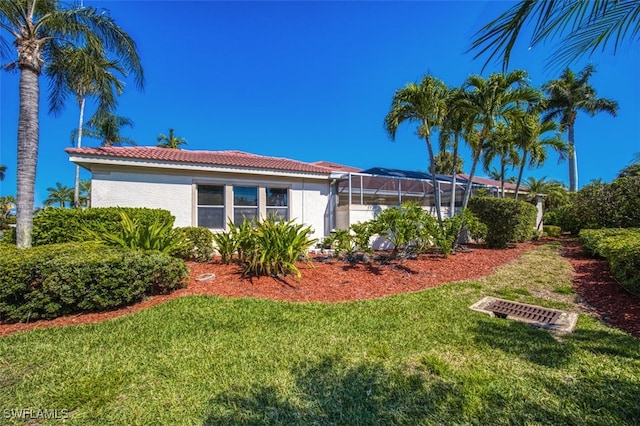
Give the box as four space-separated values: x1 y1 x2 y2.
0 165 6 181
460 70 542 209
44 182 73 208
439 87 474 217
542 65 618 191
46 43 132 207
156 128 187 149
76 110 136 147
384 75 448 224
512 112 568 198
0 0 143 248
482 122 521 198
469 0 640 71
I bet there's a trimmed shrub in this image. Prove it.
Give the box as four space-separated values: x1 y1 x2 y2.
0 228 15 245
468 197 537 248
554 176 640 233
579 228 640 295
0 242 188 323
173 227 215 262
543 225 562 238
31 207 174 245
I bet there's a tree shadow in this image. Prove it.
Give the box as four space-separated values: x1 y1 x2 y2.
203 355 458 425
470 317 576 367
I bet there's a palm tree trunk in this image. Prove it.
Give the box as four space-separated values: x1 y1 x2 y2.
16 67 40 249
462 148 482 209
514 151 527 199
449 137 459 218
425 136 443 224
500 158 506 198
568 124 578 191
74 96 86 208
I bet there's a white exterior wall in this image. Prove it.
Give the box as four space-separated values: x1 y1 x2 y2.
91 170 193 227
90 167 330 239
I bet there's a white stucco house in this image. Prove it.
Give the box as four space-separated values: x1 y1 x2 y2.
66 147 539 240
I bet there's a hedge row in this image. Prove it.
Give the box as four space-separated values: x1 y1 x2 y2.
0 242 189 323
31 207 174 246
579 228 640 296
468 197 537 248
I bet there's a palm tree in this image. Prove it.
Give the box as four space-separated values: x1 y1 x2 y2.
525 176 569 211
44 182 73 208
469 0 640 71
157 128 187 149
460 70 542 209
617 153 640 179
0 0 143 248
542 65 618 191
384 75 448 223
46 43 133 208
482 122 521 198
76 110 136 147
80 179 91 207
433 151 463 175
439 87 474 217
512 112 568 199
0 165 6 181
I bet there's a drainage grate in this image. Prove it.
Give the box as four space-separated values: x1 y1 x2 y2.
484 299 561 324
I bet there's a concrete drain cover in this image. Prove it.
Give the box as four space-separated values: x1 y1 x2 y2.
470 296 578 334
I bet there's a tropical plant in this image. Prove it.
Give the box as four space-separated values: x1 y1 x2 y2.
384 75 449 223
0 164 6 181
76 110 136 147
433 151 463 175
84 210 188 253
211 229 240 264
542 65 618 191
440 87 476 218
0 195 16 228
79 179 91 207
0 0 143 248
482 122 521 197
525 176 569 211
46 42 137 207
157 128 187 149
618 153 640 178
242 216 317 279
460 70 542 209
512 111 568 198
469 0 640 70
44 182 73 208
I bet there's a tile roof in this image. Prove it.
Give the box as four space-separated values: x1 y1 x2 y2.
66 147 335 174
312 161 362 173
457 174 526 191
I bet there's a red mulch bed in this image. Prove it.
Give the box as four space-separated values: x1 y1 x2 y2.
1 239 638 337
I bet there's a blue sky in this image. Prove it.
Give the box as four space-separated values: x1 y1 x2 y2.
1 1 639 205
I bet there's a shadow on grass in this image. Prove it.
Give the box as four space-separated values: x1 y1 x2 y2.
201 351 640 425
471 318 576 367
203 355 456 425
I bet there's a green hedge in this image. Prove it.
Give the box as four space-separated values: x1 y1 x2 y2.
468 197 537 248
543 225 561 238
31 207 174 246
172 227 215 262
579 228 640 296
0 242 188 323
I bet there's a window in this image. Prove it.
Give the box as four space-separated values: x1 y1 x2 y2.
234 186 258 224
197 185 224 229
266 187 288 221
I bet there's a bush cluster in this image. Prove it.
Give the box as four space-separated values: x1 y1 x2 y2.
468 197 537 248
172 227 215 262
553 176 640 233
0 242 188 323
579 228 640 296
31 207 174 245
212 216 317 279
323 202 486 259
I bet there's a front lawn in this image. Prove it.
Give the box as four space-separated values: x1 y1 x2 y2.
1 243 638 425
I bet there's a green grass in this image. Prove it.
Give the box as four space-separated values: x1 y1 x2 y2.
1 244 638 425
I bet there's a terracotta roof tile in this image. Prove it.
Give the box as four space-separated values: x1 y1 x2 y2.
66 147 333 174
